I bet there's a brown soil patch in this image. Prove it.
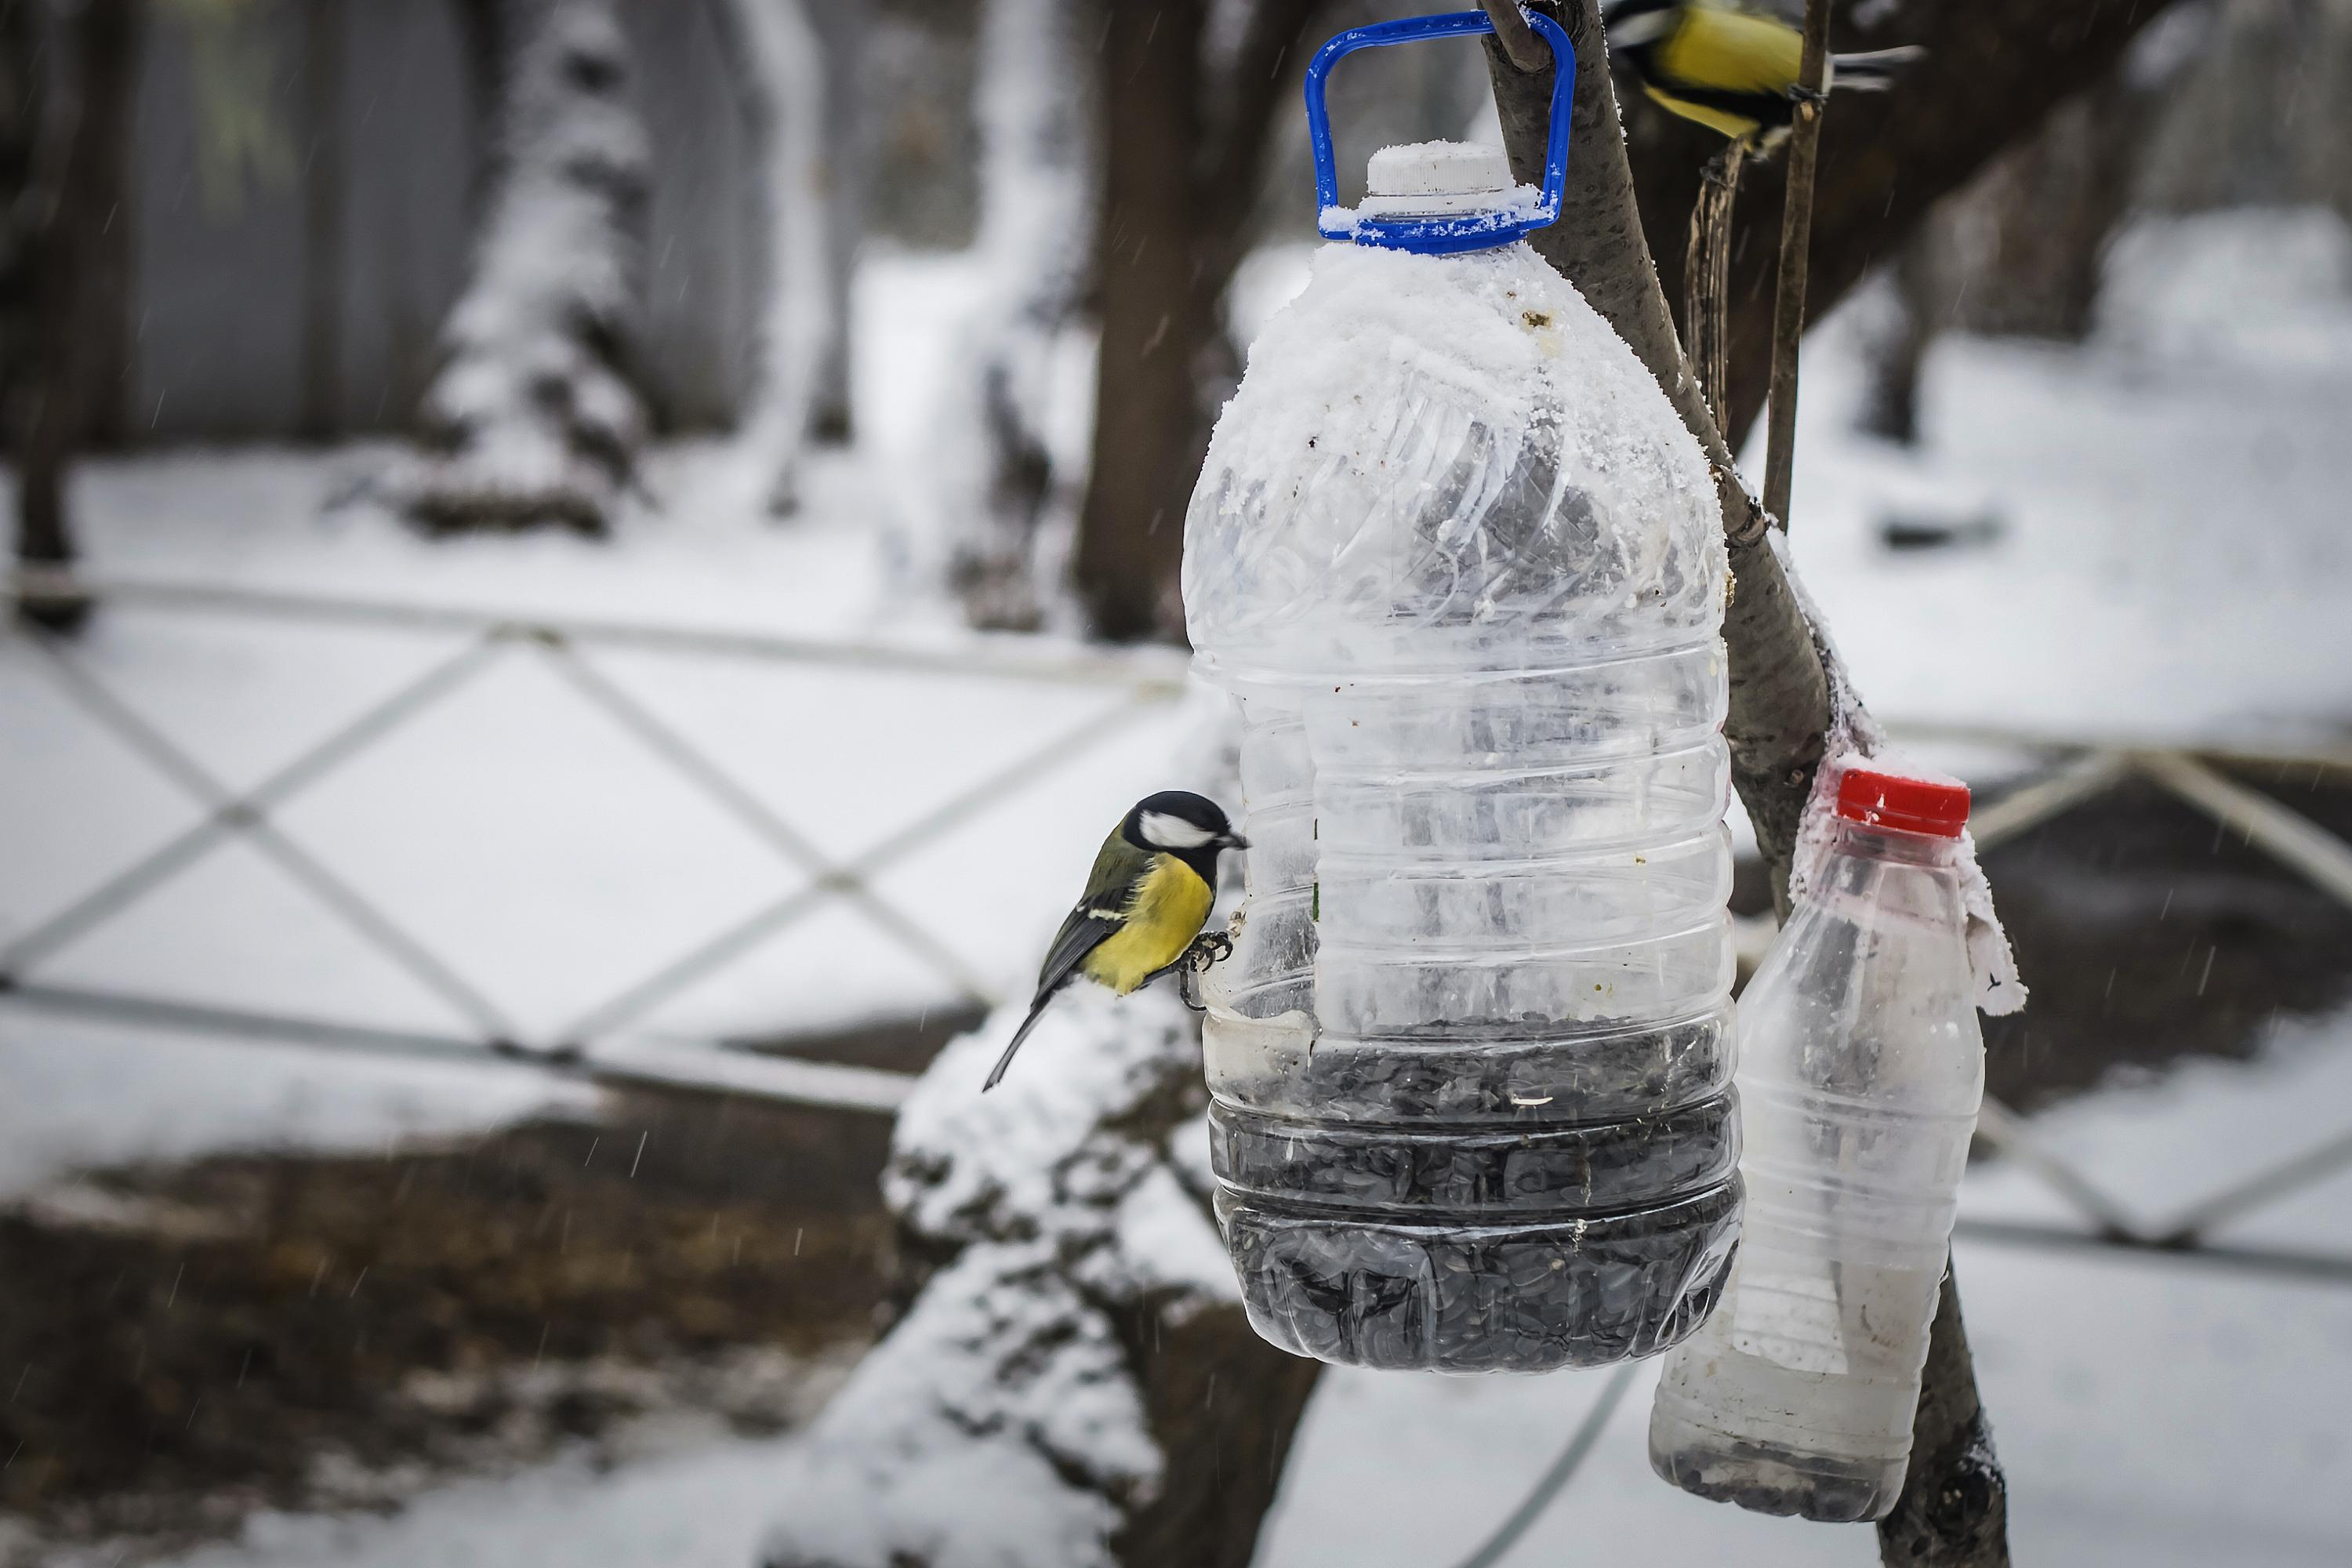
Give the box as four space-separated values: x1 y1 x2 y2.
0 1089 896 1560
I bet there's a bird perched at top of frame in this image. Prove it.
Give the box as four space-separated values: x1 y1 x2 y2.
982 790 1247 1091
1602 0 1925 148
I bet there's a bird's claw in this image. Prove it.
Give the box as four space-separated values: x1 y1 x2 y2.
1185 931 1234 972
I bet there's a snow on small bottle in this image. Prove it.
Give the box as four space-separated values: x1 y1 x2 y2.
1649 764 1985 1519
1182 136 1739 1373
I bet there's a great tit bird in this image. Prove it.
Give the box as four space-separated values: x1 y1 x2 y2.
1603 0 1924 147
982 790 1247 1091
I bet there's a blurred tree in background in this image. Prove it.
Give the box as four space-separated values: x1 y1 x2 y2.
7 0 137 626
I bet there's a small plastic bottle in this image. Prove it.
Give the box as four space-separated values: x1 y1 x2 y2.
1648 764 1984 1519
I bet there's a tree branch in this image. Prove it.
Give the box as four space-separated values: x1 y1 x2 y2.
1682 141 1746 432
1478 0 1549 74
1759 0 1831 525
1878 1256 2009 1565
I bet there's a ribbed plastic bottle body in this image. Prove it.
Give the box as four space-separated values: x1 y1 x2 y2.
1648 821 1984 1519
1185 240 1740 1372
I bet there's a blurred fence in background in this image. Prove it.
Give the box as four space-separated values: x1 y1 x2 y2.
0 577 1188 1113
7 578 2352 1298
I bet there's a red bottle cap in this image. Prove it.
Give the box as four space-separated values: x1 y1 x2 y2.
1835 764 1971 839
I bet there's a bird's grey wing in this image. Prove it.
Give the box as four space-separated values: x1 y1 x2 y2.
1032 899 1123 1004
983 900 1122 1091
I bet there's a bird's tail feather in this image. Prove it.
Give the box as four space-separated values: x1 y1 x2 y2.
1831 45 1926 89
982 997 1051 1091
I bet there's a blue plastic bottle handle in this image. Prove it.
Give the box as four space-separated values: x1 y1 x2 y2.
1305 9 1576 255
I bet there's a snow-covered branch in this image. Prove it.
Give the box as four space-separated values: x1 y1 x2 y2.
760 706 1317 1568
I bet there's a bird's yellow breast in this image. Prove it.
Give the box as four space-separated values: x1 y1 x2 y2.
1082 855 1214 995
1658 9 1804 96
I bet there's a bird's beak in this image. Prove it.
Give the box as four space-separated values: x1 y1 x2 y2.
1223 832 1250 851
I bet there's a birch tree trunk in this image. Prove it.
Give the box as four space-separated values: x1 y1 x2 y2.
407 0 651 535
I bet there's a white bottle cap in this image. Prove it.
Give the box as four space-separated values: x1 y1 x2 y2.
1359 140 1513 218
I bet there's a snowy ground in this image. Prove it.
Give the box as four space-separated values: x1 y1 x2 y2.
50 1002 2347 1568
5 209 2351 1564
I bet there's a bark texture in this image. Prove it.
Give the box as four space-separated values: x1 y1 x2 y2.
1877 1258 2009 1566
1682 142 1745 432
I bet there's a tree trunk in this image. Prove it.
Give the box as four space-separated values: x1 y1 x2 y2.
0 0 42 425
1066 0 1323 643
11 0 138 629
407 0 651 535
300 0 349 442
1952 71 2155 343
1875 1257 2009 1566
1853 221 1947 447
804 0 866 445
1072 0 1209 643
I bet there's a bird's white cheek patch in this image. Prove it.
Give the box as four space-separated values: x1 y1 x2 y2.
1140 811 1217 850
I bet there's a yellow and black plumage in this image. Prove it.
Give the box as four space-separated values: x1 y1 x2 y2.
1604 0 1924 147
982 790 1247 1091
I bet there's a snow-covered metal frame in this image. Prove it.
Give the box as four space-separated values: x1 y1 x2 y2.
1307 9 1575 253
0 579 1185 1115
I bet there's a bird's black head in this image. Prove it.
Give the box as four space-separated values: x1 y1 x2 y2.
1122 790 1247 880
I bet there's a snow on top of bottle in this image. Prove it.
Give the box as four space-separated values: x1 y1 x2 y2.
1183 238 1724 673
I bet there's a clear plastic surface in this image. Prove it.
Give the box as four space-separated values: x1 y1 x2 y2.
1647 818 1985 1519
1182 227 1737 1373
